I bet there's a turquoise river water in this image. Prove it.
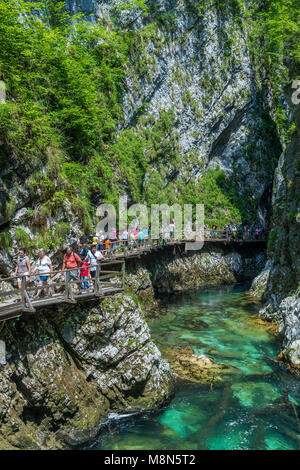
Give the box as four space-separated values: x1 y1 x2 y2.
92 284 300 450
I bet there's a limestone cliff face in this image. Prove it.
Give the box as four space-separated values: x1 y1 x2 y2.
0 0 280 276
252 81 300 370
129 244 266 297
63 0 281 210
0 294 174 449
122 244 266 316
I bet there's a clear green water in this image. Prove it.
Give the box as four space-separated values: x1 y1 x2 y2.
93 284 300 450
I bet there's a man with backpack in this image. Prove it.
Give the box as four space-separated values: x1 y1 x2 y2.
62 246 82 280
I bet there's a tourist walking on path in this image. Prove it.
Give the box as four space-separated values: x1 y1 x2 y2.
32 249 53 298
62 246 82 280
232 225 237 239
143 226 149 242
109 230 117 250
129 230 136 249
259 226 264 239
121 230 129 246
238 224 244 240
133 227 138 240
212 224 217 239
15 248 31 291
92 233 99 246
97 232 105 251
80 255 90 292
89 245 104 282
80 245 91 262
105 238 111 254
249 224 255 240
227 225 233 240
138 229 144 247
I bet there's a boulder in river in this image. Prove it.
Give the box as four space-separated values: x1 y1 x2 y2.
162 346 237 386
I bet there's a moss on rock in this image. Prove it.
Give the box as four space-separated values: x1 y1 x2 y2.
162 346 237 386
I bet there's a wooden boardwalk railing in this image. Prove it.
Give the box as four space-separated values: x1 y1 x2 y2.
0 260 125 322
0 233 267 323
84 232 267 260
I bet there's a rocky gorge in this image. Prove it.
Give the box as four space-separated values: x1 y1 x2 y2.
0 0 299 451
250 85 300 373
0 241 265 450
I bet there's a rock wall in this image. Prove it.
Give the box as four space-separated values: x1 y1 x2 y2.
119 244 267 337
251 78 300 370
0 294 174 449
127 243 266 301
64 0 280 202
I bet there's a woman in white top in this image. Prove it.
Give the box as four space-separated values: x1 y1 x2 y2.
121 230 129 247
15 248 31 290
32 249 53 298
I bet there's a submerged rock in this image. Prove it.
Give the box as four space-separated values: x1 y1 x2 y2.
231 381 282 408
162 346 237 385
183 318 209 330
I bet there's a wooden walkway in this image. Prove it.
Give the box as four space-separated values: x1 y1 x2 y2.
88 236 267 262
0 261 125 322
0 235 266 323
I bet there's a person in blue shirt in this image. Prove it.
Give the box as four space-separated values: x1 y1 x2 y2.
138 230 144 247
143 226 149 239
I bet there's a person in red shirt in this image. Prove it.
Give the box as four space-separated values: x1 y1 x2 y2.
62 246 82 280
80 255 90 291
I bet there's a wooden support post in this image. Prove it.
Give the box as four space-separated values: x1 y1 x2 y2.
21 276 26 311
122 261 125 288
0 339 6 365
21 276 35 313
94 264 103 296
64 270 70 300
23 291 35 313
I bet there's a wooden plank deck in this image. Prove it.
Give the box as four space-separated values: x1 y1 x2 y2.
0 286 124 322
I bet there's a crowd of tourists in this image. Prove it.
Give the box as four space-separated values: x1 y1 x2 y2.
13 224 169 300
14 244 104 300
85 225 152 253
209 223 268 240
14 221 266 300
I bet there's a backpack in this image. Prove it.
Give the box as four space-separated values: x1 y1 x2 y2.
81 247 89 257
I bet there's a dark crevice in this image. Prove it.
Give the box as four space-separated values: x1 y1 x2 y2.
207 102 251 162
52 324 84 371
